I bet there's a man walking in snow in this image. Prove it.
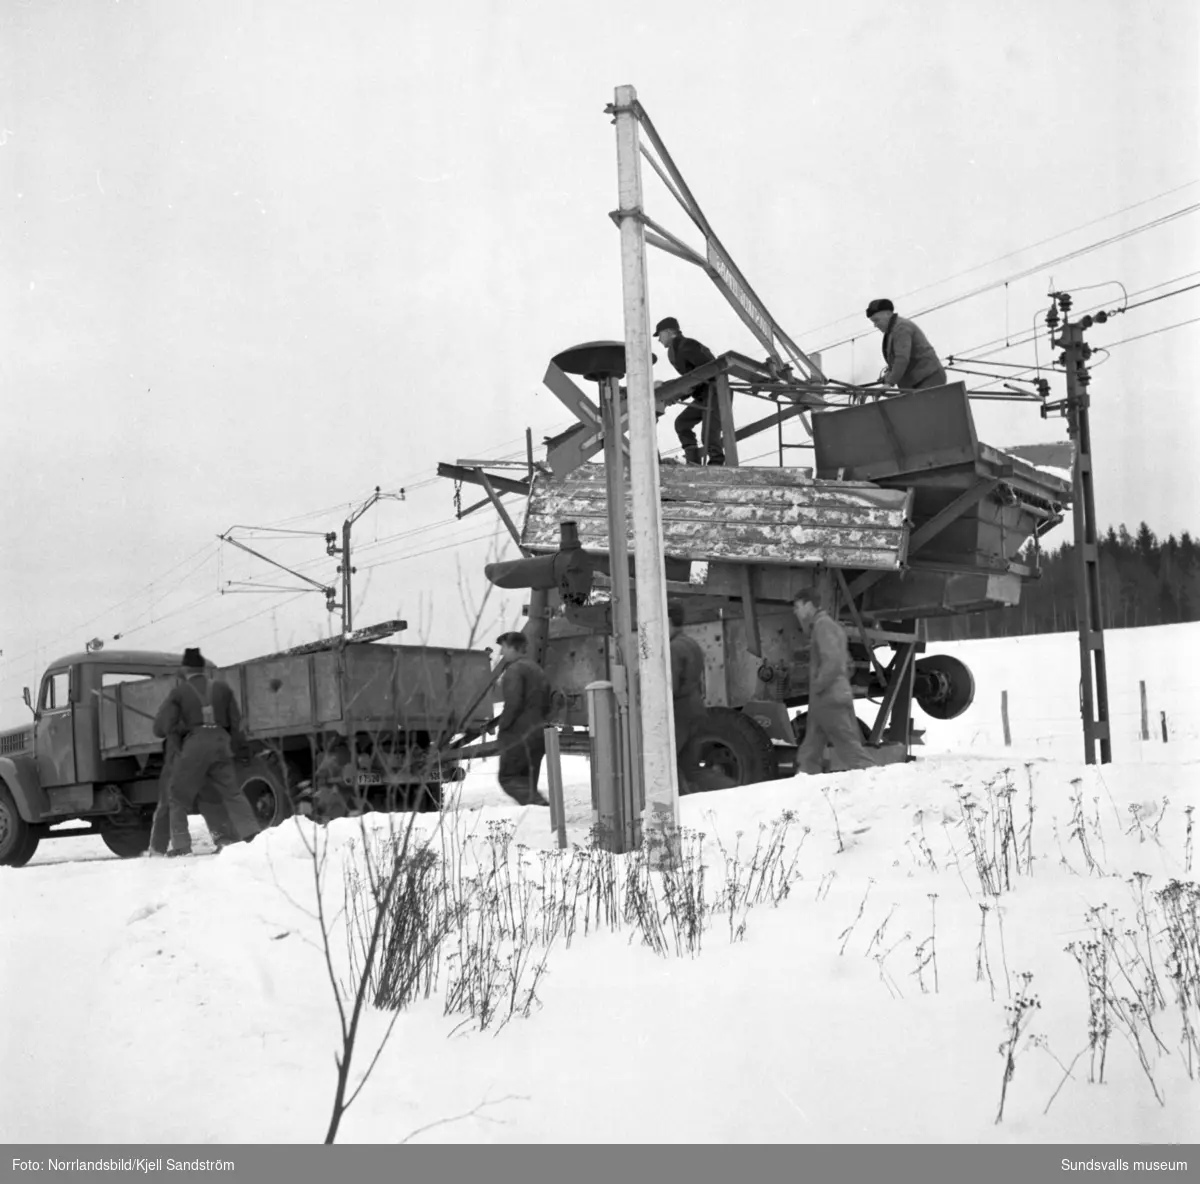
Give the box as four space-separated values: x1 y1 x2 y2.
866 298 948 394
147 728 237 856
792 590 880 776
153 647 261 856
655 316 725 466
491 632 553 807
668 601 709 793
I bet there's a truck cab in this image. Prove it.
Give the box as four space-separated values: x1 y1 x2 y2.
0 650 184 867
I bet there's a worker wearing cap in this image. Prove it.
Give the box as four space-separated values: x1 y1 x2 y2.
153 647 261 856
147 720 238 856
792 590 880 775
865 299 948 394
668 601 709 792
491 632 552 807
654 317 725 466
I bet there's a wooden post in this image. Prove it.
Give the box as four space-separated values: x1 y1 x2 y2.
1161 711 1169 743
613 82 679 865
1139 680 1149 741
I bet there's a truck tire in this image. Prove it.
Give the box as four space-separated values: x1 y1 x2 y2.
100 822 153 859
237 757 293 828
0 783 41 868
689 707 780 793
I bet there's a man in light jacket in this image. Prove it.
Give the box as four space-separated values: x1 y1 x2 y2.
866 298 948 394
792 590 880 775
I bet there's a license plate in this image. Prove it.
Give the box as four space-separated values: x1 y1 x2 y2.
355 772 383 786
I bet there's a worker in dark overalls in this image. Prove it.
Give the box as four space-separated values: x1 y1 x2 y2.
491 632 552 807
655 316 725 466
153 647 260 857
147 725 236 856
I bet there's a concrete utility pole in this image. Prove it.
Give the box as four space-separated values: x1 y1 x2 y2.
1043 292 1112 765
326 486 406 635
612 83 681 864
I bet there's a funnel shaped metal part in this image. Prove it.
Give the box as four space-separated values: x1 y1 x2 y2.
551 340 656 383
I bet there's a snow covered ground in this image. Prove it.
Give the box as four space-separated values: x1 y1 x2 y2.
1 624 1198 1145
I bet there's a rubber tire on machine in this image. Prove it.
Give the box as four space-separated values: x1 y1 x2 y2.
236 756 294 829
0 782 41 868
100 822 153 859
792 711 872 747
913 654 976 721
688 706 780 793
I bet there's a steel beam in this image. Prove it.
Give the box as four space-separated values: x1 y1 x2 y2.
436 462 530 498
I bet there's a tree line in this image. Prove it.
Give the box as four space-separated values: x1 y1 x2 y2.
923 522 1200 641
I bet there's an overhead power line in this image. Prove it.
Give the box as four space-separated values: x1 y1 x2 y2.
797 178 1200 340
815 202 1200 356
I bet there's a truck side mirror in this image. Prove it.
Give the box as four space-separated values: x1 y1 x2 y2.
22 686 33 715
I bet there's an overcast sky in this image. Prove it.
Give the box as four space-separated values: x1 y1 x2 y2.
1 0 1197 724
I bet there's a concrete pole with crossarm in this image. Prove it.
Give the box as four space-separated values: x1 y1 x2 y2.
611 83 681 867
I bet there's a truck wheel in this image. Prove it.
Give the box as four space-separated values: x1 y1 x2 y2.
688 707 779 793
100 823 153 859
0 783 41 868
913 655 975 720
237 757 292 828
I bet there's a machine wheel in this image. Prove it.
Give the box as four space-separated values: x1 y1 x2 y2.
0 783 41 868
100 821 153 859
913 655 976 720
792 711 872 747
236 756 293 828
688 707 779 793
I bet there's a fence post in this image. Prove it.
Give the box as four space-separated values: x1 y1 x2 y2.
1001 690 1012 747
1161 711 1169 744
1140 680 1149 741
543 724 567 851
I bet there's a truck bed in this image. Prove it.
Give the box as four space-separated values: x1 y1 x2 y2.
99 642 496 758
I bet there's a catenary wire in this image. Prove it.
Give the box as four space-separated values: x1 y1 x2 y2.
795 179 1200 339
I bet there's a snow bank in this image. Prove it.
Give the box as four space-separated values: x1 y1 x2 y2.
2 627 1198 1145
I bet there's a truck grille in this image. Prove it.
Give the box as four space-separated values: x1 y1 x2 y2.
0 730 32 755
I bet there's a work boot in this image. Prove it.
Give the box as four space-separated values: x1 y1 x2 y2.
166 848 192 859
683 445 703 466
499 783 551 808
707 455 725 467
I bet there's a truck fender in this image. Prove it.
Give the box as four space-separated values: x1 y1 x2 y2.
0 755 50 823
739 700 798 746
